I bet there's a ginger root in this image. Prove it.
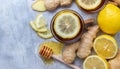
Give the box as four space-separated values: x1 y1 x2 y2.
62 41 80 63
108 1 119 6
44 0 72 11
44 0 60 11
77 25 99 59
60 0 72 6
109 49 120 69
113 0 120 6
62 25 99 63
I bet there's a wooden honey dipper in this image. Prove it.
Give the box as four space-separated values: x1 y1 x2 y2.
40 46 81 69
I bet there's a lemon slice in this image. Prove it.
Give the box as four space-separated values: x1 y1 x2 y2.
30 21 47 32
38 27 47 32
30 21 38 31
30 13 53 39
54 12 81 39
76 0 102 10
37 29 53 39
93 35 118 59
35 13 47 29
83 55 108 69
30 21 52 38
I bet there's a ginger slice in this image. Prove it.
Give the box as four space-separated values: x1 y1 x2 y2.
32 0 46 12
109 49 120 69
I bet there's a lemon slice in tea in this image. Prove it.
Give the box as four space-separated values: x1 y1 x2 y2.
76 0 102 10
54 12 81 39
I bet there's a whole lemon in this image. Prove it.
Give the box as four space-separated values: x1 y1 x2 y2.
98 4 120 34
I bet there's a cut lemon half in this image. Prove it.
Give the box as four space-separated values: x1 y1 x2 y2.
54 12 81 39
93 35 118 59
76 0 102 10
83 55 108 69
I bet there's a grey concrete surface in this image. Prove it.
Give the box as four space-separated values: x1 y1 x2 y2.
0 0 120 69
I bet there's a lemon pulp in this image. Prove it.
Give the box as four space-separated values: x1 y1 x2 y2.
76 0 102 10
83 55 108 69
93 35 118 59
54 12 81 39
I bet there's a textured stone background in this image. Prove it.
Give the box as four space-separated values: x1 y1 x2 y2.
0 0 120 69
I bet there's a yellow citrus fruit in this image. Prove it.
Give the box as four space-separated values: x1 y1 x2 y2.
83 55 108 69
93 35 118 59
30 13 53 39
35 13 47 29
30 21 47 32
97 4 120 34
76 0 102 10
37 29 53 39
54 11 81 39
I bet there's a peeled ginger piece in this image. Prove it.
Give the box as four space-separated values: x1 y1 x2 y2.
32 0 46 12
